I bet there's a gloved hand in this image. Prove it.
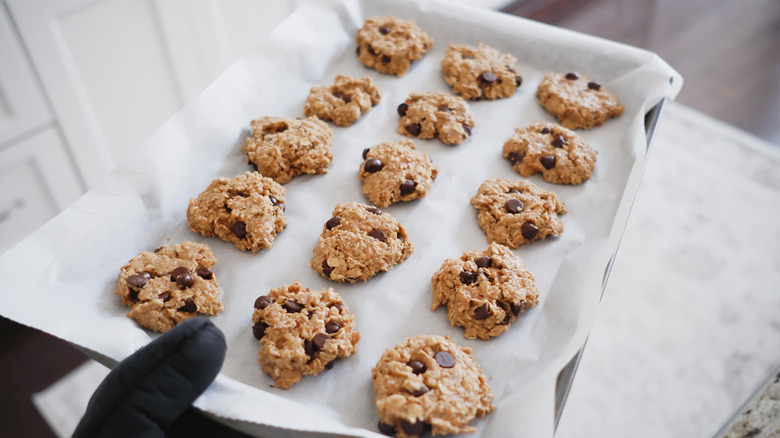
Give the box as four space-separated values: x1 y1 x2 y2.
72 318 250 437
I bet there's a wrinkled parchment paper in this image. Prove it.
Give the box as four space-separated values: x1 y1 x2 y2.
0 0 681 436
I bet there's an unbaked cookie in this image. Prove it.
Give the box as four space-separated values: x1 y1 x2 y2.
431 242 540 340
396 92 475 145
304 75 381 127
471 178 567 249
242 116 333 184
503 122 597 184
311 202 414 282
251 282 360 389
356 16 433 77
537 72 624 129
115 242 222 332
441 43 522 100
359 140 438 208
187 172 287 253
371 335 495 437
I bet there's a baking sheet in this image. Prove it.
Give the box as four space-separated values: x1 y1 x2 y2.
0 0 681 436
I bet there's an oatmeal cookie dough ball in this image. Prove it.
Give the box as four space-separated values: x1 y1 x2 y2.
115 242 222 332
372 335 495 437
251 282 360 389
537 72 624 129
359 140 438 208
356 16 433 76
441 43 522 100
396 92 475 145
187 172 287 253
304 75 381 127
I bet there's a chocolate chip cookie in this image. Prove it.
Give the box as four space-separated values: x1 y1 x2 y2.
359 140 438 208
537 72 624 129
187 172 287 253
304 75 381 127
471 178 567 248
242 116 333 184
431 243 540 340
503 122 597 184
311 202 413 282
371 335 495 437
396 92 476 145
251 282 360 389
115 242 222 332
441 43 522 100
356 16 433 77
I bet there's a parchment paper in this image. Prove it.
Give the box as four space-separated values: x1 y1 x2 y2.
0 0 681 436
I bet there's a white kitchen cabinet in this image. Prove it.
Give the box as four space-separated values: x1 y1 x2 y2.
0 127 83 253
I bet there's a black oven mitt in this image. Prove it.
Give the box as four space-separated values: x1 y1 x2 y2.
72 318 251 437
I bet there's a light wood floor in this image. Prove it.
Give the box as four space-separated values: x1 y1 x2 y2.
503 0 780 145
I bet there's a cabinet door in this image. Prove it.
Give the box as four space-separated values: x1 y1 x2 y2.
0 127 83 253
5 0 298 189
0 4 51 147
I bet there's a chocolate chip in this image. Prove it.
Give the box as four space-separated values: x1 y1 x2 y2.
313 333 330 349
369 229 386 242
140 271 152 279
400 180 416 196
474 303 491 320
362 147 370 159
587 81 601 90
505 198 524 214
521 222 539 240
407 360 426 374
270 196 283 207
153 247 163 253
325 216 341 230
196 266 213 279
368 45 376 55
437 105 451 112
254 295 273 309
283 301 303 313
475 256 492 268
367 207 382 215
378 422 396 436
356 45 361 56
510 301 525 316
405 123 421 136
397 103 409 117
303 340 316 358
179 299 197 313
463 124 472 136
565 72 579 80
128 289 139 302
176 272 194 289
507 64 516 72
232 221 247 238
325 321 340 334
401 420 425 436
170 267 190 282
507 188 521 194
411 384 429 397
552 135 566 148
333 92 351 103
159 292 170 302
459 270 478 285
333 303 345 311
479 71 497 83
324 359 338 370
381 55 391 63
434 351 455 368
252 322 268 340
515 75 523 87
541 155 556 169
379 26 390 35
364 158 383 173
322 260 333 277
126 274 148 289
508 151 525 163
540 127 552 134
